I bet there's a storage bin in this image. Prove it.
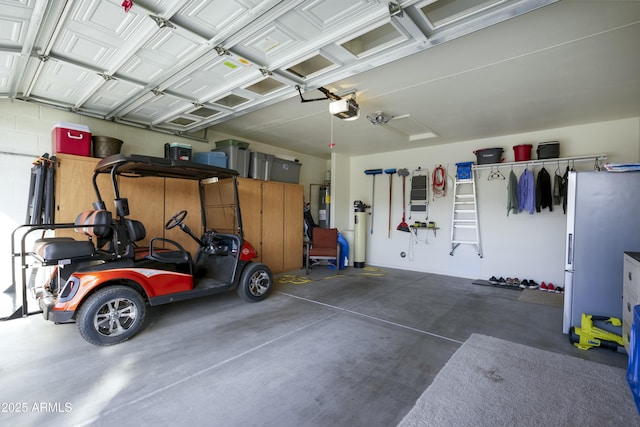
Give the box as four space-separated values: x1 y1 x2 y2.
193 151 227 168
52 123 92 156
215 139 250 150
165 142 192 161
537 141 560 159
249 151 274 180
474 147 503 164
455 162 473 180
627 305 640 414
270 157 301 184
513 144 532 162
214 145 250 177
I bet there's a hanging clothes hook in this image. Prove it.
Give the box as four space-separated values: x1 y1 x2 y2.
488 166 505 181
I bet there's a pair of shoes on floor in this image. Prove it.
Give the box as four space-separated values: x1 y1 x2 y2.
540 282 554 292
540 282 564 293
489 276 510 286
519 279 539 289
489 276 507 286
506 277 521 287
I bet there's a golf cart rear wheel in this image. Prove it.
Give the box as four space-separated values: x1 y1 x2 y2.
237 263 273 302
77 286 146 346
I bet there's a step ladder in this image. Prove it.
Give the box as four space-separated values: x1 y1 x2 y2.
450 168 482 257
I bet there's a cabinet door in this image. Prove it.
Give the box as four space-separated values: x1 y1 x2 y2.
55 155 98 223
282 183 303 271
261 181 284 272
203 178 238 234
165 178 201 254
55 154 109 238
237 178 263 262
119 176 164 247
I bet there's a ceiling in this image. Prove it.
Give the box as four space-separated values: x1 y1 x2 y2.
1 0 640 158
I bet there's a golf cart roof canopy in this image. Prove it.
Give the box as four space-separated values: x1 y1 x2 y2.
94 154 239 181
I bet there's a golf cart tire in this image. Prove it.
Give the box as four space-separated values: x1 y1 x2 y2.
237 263 273 302
77 285 146 346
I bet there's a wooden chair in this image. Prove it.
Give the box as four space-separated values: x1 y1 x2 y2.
305 227 340 275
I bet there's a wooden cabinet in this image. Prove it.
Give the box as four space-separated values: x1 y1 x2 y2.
623 252 640 352
55 155 303 272
234 178 303 274
54 154 201 253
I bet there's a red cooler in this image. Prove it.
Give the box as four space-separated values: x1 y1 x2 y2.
52 123 92 156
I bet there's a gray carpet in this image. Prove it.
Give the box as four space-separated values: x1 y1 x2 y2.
518 288 564 309
398 334 638 426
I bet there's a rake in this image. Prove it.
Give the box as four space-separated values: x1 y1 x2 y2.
384 168 397 238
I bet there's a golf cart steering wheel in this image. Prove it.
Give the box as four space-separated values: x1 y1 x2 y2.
165 210 187 230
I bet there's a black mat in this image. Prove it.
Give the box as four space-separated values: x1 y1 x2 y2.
472 279 522 291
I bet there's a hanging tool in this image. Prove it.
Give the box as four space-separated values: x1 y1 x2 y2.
43 155 56 224
397 168 410 232
364 169 383 234
432 165 447 200
384 168 397 238
26 153 49 225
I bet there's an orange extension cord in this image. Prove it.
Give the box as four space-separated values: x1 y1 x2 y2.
432 165 446 200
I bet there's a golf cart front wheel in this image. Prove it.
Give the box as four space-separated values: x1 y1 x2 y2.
77 286 146 346
237 263 273 302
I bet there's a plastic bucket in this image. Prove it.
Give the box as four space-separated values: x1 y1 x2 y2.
513 144 532 162
474 148 503 164
92 136 123 158
537 141 560 159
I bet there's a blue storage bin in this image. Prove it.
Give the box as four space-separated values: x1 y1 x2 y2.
455 162 473 180
193 151 227 168
627 305 640 414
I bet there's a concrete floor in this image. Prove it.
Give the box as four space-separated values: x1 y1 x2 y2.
0 266 629 427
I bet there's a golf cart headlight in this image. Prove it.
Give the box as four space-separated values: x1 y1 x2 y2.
58 277 81 302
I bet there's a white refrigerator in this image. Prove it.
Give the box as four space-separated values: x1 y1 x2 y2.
563 171 640 334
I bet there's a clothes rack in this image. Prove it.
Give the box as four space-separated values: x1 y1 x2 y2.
472 154 606 171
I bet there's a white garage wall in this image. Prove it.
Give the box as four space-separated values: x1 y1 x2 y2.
344 117 640 285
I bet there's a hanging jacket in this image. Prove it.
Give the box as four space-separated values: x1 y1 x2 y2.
561 166 570 214
536 167 553 212
553 170 562 205
507 170 519 216
518 168 535 215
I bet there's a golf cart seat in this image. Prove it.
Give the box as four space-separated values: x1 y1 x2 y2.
33 210 113 265
125 219 146 242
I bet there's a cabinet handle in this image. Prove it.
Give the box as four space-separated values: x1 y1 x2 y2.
630 271 633 281
629 302 633 312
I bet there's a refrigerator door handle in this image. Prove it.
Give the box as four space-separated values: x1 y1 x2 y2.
567 233 573 266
